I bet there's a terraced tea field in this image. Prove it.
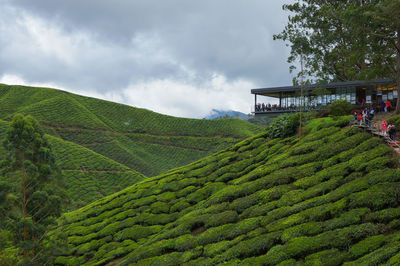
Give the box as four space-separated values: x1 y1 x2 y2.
51 118 400 265
0 84 262 177
0 120 145 209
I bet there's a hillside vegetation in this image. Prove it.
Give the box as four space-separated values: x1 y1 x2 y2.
51 117 400 265
0 119 145 209
0 84 262 177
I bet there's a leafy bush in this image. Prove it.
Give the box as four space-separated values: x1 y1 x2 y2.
328 100 352 116
268 113 300 139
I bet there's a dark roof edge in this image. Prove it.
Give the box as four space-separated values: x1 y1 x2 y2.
251 78 394 94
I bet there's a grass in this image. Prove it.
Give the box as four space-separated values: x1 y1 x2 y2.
0 83 262 177
49 117 400 265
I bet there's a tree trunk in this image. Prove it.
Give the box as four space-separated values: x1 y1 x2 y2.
396 28 400 113
22 154 27 259
32 224 35 260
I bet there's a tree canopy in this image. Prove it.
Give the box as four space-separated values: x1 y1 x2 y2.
1 114 64 265
274 0 400 110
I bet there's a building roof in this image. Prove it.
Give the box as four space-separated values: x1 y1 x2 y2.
251 79 394 95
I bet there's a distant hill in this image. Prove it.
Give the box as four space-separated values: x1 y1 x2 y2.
0 84 263 207
204 109 251 120
51 117 400 265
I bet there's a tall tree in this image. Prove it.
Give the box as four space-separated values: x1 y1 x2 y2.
2 114 62 265
366 0 400 111
274 0 400 110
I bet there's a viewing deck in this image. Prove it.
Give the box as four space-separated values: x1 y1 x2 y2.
251 79 396 117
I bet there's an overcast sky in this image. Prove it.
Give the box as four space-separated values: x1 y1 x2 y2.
0 0 294 118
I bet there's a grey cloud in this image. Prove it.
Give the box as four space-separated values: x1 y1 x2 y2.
0 0 294 117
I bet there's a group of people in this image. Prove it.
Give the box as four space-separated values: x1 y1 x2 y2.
380 100 393 112
255 103 279 112
381 120 397 141
354 108 375 127
353 107 397 141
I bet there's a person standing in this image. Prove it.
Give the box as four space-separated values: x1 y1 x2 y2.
389 124 397 141
381 100 386 112
392 124 397 141
358 113 363 126
386 100 391 112
369 108 375 120
382 120 388 136
362 109 368 124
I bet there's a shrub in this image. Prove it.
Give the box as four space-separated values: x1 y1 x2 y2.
281 222 323 242
114 225 163 241
150 201 170 214
186 182 225 204
203 236 244 258
344 241 400 266
170 200 191 213
328 100 352 116
348 183 400 211
268 113 300 139
204 211 239 228
324 208 370 230
304 248 348 266
217 232 281 261
349 234 387 259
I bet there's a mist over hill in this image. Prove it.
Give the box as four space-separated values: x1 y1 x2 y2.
204 109 251 120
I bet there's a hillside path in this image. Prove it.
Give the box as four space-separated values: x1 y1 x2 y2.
351 111 400 154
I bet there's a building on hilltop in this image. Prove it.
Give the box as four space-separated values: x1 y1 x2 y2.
251 79 397 116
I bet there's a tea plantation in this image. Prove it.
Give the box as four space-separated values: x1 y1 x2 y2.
0 120 145 209
50 118 400 265
0 84 262 177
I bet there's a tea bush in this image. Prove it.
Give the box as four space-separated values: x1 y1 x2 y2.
47 118 400 265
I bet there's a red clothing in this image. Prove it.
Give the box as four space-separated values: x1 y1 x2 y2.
382 123 387 131
357 114 362 121
386 101 391 107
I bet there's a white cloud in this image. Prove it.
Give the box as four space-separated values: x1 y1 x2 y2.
0 72 260 118
120 74 257 118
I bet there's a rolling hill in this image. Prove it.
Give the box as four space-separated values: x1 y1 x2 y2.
0 83 262 177
0 119 145 209
50 117 400 265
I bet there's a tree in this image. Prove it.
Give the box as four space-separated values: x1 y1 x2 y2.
366 0 400 112
274 1 400 110
2 114 62 264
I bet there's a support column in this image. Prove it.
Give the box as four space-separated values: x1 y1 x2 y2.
254 94 257 112
279 92 282 108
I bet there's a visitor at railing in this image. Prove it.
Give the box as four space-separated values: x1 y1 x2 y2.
386 100 392 112
382 120 388 136
389 124 396 141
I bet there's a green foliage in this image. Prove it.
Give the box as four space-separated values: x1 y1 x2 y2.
1 114 64 264
274 1 398 86
328 100 353 116
268 113 300 139
0 84 263 207
46 119 400 265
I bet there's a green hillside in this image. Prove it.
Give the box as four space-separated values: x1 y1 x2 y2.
0 83 262 176
0 120 145 209
51 117 400 265
46 135 145 208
